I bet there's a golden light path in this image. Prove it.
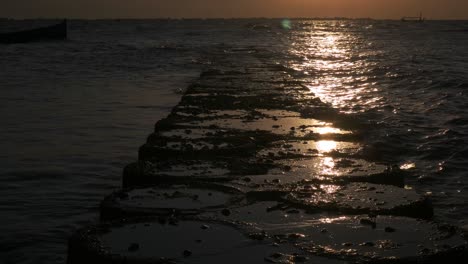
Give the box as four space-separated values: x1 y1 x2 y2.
315 126 348 135
318 157 336 175
289 21 384 114
316 140 337 153
319 216 349 224
286 21 381 180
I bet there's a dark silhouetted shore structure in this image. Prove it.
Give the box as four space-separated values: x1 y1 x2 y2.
0 19 67 44
401 12 424 22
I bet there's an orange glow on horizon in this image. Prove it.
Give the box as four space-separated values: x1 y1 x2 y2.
0 0 467 19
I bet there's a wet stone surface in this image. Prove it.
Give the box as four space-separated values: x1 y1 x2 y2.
204 202 466 263
100 184 244 221
257 140 362 159
122 160 272 188
173 116 344 138
216 181 432 219
70 51 468 263
267 158 403 187
293 215 467 263
68 218 343 264
284 182 433 218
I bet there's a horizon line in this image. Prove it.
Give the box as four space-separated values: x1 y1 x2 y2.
2 16 468 21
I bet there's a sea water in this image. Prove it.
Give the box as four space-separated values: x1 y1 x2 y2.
1 19 468 263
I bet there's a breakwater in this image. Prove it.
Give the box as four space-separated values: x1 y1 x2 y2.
67 49 467 264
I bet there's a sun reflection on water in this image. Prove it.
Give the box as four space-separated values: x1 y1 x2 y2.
316 140 337 153
315 126 350 135
280 22 387 182
400 162 416 170
289 21 384 113
320 184 341 194
319 157 336 175
319 216 349 224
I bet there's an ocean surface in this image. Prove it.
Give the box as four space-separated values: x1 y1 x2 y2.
1 19 468 264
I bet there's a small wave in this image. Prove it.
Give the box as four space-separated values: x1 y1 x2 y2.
0 170 68 182
445 117 468 126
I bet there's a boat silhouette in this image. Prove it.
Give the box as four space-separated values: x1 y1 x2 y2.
0 19 67 44
401 12 424 22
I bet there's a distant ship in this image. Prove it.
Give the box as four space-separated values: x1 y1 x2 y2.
401 12 425 22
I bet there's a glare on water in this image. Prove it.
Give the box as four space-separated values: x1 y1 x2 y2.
289 21 384 113
316 140 338 153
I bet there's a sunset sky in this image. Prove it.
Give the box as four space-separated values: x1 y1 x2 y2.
1 0 467 19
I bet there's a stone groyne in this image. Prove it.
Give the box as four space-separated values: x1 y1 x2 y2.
67 50 467 264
